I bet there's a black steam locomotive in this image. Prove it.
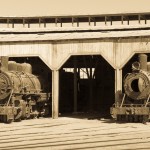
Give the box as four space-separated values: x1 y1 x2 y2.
111 54 150 122
0 57 51 123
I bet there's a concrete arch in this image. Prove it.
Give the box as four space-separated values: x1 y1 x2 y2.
120 50 150 69
8 54 53 70
56 52 116 70
0 42 53 70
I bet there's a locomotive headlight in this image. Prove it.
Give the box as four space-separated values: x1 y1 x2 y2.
124 71 150 100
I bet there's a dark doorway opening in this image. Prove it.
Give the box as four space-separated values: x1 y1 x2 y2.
59 55 115 118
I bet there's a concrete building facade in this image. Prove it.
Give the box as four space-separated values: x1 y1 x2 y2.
1 12 150 118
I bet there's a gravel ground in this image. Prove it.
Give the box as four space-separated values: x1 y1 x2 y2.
0 116 150 150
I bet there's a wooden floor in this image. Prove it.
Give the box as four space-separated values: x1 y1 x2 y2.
0 116 150 150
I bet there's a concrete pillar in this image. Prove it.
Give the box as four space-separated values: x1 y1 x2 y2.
115 69 122 106
52 70 59 119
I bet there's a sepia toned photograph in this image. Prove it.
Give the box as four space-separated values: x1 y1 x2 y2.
0 0 150 149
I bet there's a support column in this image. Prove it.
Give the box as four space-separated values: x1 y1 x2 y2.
74 57 78 112
115 69 122 106
52 70 59 119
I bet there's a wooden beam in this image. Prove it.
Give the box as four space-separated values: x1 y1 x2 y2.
127 17 129 25
105 16 107 25
12 22 14 28
39 18 41 28
105 16 113 25
138 15 141 24
88 17 91 26
73 57 78 112
72 17 79 27
89 57 93 111
7 19 9 28
140 15 147 24
121 16 124 25
23 19 25 28
72 17 74 27
55 18 58 27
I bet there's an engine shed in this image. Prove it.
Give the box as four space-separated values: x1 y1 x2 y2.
1 12 150 119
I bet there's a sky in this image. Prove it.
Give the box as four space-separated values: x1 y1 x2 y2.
0 0 150 17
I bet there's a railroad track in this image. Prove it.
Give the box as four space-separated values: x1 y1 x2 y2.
0 117 150 150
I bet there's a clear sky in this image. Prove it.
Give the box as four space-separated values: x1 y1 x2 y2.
0 0 150 16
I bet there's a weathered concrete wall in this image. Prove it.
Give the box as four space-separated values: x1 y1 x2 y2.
116 37 150 68
0 42 53 69
53 39 115 69
0 37 150 70
53 37 150 70
0 33 150 118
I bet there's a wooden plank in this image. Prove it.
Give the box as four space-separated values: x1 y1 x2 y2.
73 57 78 112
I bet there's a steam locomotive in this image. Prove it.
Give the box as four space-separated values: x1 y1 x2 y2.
111 54 150 122
0 57 51 123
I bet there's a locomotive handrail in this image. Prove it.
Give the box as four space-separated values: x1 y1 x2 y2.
145 94 150 107
6 89 13 106
120 93 126 108
123 73 131 83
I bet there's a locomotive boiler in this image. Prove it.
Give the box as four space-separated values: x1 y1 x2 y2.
0 57 51 123
111 54 150 122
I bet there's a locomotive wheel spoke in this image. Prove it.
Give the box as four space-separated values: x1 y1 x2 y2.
0 86 7 93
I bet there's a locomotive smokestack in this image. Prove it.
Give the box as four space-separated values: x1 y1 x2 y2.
147 62 150 72
0 56 8 71
138 54 147 71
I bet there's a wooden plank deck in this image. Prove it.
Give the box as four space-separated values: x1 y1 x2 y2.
0 117 150 150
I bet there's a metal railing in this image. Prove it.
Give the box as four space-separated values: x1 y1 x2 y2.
0 13 150 29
